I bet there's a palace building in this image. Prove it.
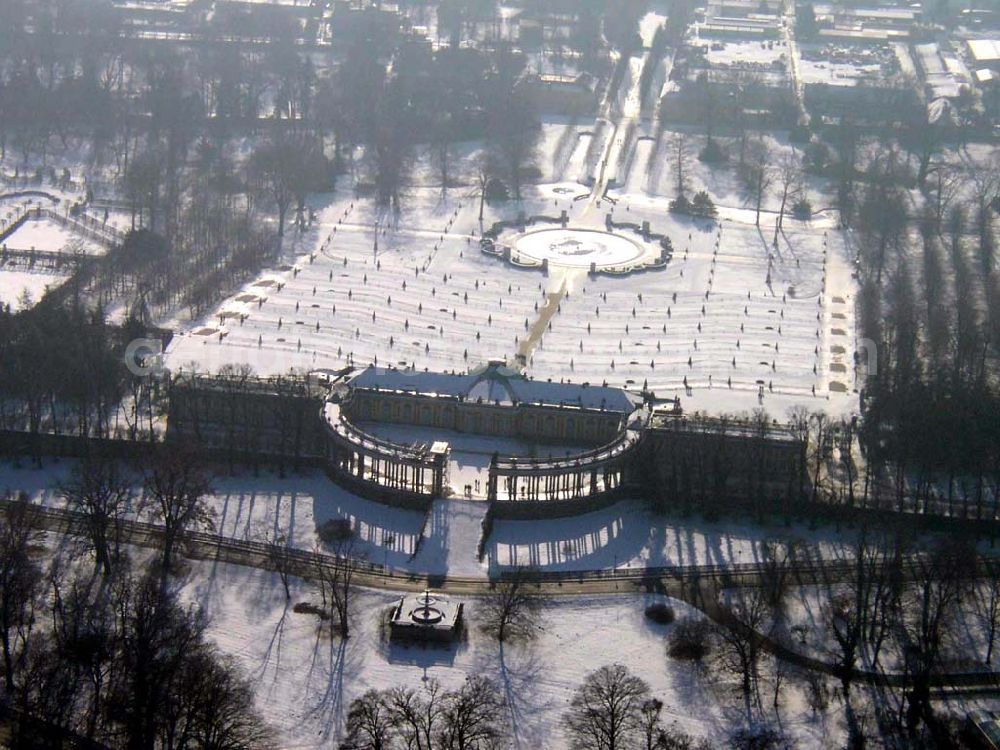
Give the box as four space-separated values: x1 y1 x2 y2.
166 363 807 517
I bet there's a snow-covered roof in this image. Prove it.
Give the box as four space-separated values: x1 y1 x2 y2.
348 364 640 414
968 39 1000 64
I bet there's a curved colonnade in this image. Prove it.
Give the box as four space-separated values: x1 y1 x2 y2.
321 400 647 511
322 402 448 503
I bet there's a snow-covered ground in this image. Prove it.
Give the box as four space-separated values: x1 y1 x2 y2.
4 460 878 579
174 556 844 749
0 199 106 309
0 267 70 310
2 216 103 255
164 134 859 420
768 578 1000 678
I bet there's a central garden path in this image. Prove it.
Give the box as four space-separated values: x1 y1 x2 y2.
516 281 566 363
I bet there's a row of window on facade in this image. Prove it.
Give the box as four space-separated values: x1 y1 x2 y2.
353 395 620 442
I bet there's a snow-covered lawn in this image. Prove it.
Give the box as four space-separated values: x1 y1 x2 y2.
527 215 856 411
1 461 874 578
0 267 70 310
487 497 865 573
176 557 844 749
769 580 1000 677
2 216 103 255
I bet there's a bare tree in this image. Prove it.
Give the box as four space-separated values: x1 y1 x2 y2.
429 107 455 198
564 664 651 750
342 689 395 750
901 538 976 731
773 152 802 242
825 523 897 694
263 528 296 601
177 648 275 749
344 677 505 750
387 680 447 750
481 566 546 642
142 448 213 588
487 86 538 202
715 587 769 717
927 164 962 233
639 698 666 750
249 136 326 237
109 572 207 749
123 150 162 231
314 533 363 638
759 538 802 611
0 492 42 693
808 412 831 504
834 417 859 506
368 80 414 212
674 132 688 198
975 559 1000 665
59 454 133 577
439 675 506 750
475 160 491 223
742 139 774 227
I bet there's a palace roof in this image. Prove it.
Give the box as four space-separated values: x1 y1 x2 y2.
348 363 640 414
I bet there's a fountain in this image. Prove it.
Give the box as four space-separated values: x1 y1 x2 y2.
389 590 463 643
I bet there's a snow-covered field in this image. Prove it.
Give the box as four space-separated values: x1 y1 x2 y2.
175 557 843 749
0 267 70 310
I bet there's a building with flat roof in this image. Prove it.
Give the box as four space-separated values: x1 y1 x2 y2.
969 39 1000 70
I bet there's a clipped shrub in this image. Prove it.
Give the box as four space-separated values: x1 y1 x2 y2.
668 618 713 661
317 518 353 543
698 138 727 163
644 602 676 624
293 601 330 620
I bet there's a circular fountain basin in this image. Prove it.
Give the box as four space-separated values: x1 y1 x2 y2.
512 228 645 269
409 606 444 625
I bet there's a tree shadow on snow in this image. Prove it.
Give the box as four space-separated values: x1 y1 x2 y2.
473 640 552 750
